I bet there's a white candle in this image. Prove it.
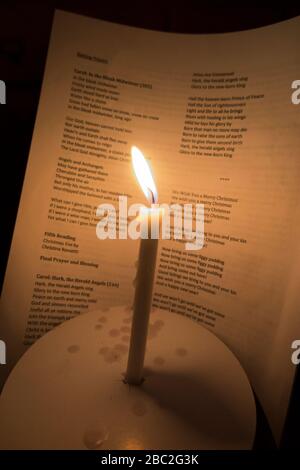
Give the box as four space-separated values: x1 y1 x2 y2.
125 147 162 385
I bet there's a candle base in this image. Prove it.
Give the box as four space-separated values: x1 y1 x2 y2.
0 307 256 450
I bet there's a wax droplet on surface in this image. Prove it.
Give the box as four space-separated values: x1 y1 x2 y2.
132 400 147 417
109 329 120 337
83 425 109 450
147 318 164 340
153 356 165 366
98 316 107 323
95 324 102 330
67 345 80 353
121 437 144 450
175 347 188 357
104 350 121 363
99 346 109 355
114 344 128 354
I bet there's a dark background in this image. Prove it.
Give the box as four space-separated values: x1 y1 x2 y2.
0 0 299 449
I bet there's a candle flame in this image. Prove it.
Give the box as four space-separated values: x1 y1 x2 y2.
131 146 158 204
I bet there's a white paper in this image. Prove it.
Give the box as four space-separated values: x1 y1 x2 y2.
1 10 300 443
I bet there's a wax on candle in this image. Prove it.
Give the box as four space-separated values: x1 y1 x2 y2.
125 206 163 385
125 147 162 385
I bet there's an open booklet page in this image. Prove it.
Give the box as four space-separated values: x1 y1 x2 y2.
1 10 300 443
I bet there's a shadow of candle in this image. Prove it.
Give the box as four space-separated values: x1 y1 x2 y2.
140 369 254 447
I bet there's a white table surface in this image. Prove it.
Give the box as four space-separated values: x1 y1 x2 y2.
0 306 256 449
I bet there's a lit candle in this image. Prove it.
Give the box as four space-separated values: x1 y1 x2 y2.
125 146 163 385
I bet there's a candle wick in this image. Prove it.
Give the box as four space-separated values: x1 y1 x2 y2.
148 187 155 205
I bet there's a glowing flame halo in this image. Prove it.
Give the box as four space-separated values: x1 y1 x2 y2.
131 146 158 204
